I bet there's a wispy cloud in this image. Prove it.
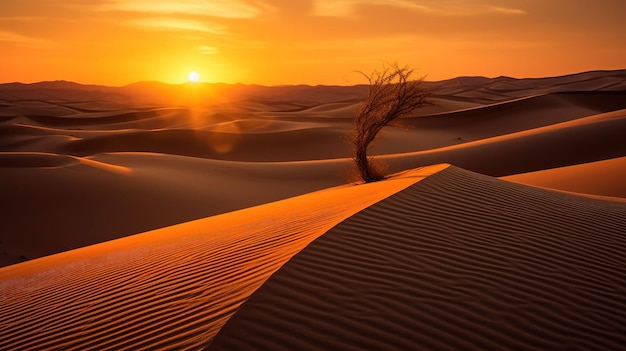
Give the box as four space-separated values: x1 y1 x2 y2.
314 0 426 17
313 0 526 17
0 16 46 22
100 0 267 18
487 6 527 15
0 30 53 47
197 45 219 55
127 17 226 34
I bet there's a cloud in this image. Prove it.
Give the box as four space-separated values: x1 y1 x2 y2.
313 0 526 17
127 17 226 34
197 45 219 55
487 6 527 15
100 0 267 18
314 0 427 17
0 16 45 22
0 30 52 47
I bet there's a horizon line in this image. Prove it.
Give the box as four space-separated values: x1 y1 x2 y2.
1 68 625 88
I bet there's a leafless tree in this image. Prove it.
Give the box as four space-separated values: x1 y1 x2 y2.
353 63 432 182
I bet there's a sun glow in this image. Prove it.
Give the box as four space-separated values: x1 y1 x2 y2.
188 71 200 82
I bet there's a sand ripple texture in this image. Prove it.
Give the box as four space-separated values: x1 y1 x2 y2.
210 166 626 350
0 166 443 351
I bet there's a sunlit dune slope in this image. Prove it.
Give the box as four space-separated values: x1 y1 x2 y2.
209 166 626 351
503 156 626 199
0 165 446 351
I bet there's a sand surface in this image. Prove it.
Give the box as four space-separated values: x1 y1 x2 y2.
0 166 443 350
0 70 625 350
503 156 626 199
1 70 625 266
209 166 626 350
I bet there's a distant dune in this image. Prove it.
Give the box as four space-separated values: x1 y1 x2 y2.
0 70 625 350
503 156 626 199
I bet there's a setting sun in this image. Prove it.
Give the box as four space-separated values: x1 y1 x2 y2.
188 72 200 82
0 0 625 349
1 1 624 85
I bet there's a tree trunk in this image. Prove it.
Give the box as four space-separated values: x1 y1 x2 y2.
355 144 378 183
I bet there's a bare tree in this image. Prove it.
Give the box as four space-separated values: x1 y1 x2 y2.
353 63 433 182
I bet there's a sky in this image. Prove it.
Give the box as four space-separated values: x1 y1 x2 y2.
1 0 625 86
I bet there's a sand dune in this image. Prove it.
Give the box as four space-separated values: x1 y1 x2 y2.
0 166 444 350
385 107 626 176
0 71 625 349
2 165 623 350
0 152 353 266
2 92 624 165
1 70 625 266
503 156 626 199
209 166 626 350
427 69 626 101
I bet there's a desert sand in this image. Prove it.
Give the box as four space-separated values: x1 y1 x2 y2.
209 166 626 350
0 70 625 350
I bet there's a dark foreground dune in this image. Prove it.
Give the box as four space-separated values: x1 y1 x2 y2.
0 166 440 351
1 165 623 350
209 166 626 350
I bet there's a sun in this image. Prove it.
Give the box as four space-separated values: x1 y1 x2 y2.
188 71 200 82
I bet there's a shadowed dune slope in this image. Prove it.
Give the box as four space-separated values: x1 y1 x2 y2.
385 108 626 176
426 70 626 100
3 90 626 162
209 166 626 351
0 165 445 351
0 152 353 267
402 91 626 135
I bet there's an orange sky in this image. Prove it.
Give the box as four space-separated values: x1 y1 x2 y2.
2 0 625 86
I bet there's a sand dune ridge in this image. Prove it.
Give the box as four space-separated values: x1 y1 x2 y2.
0 166 445 350
210 166 626 350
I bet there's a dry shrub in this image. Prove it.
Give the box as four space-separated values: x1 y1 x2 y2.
353 63 432 182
